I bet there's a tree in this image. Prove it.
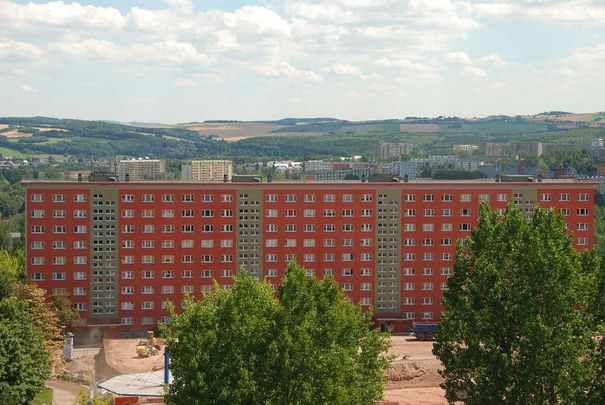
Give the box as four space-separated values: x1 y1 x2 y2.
0 297 51 404
163 263 391 405
434 204 604 404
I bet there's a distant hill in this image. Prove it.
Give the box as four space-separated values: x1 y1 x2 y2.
1 113 604 161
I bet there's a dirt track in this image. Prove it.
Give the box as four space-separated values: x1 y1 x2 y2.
383 336 446 404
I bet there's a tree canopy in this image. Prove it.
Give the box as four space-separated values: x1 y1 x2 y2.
163 262 391 405
434 204 605 404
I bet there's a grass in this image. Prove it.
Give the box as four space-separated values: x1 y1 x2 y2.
0 146 27 158
31 387 53 405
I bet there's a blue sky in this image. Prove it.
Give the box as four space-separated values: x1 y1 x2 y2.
1 0 604 122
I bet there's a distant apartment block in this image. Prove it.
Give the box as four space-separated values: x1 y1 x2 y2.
374 143 414 162
118 158 165 181
182 160 233 181
453 144 478 153
484 143 507 157
513 141 543 157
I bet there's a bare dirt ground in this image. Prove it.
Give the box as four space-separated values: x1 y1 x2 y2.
383 336 447 404
96 338 166 381
71 336 445 403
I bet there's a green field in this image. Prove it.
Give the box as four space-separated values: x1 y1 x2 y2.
0 145 27 158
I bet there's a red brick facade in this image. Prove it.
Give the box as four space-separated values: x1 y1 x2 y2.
24 180 594 333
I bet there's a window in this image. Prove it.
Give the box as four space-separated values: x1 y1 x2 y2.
221 209 233 217
182 194 194 202
497 193 508 202
559 208 570 216
304 224 315 232
31 225 45 234
422 282 433 290
303 239 315 247
121 286 134 295
221 270 233 278
266 194 277 202
459 223 472 231
201 194 214 202
122 256 134 264
323 253 335 262
162 194 175 202
122 271 134 279
324 209 336 217
577 208 589 216
442 194 453 202
324 194 335 202
304 209 315 217
202 209 214 218
122 240 134 249
342 224 354 232
53 210 65 218
361 194 373 202
285 194 296 202
285 224 297 232
162 209 175 218
182 224 194 233
52 194 66 202
460 208 472 217
342 194 353 202
142 270 154 279
122 225 135 233
201 269 213 278
31 257 45 265
31 193 44 202
403 282 415 291
577 223 589 231
31 272 44 281
404 194 416 202
52 272 66 280
121 209 134 218
423 209 434 217
182 285 194 294
423 194 434 202
31 241 44 250
53 225 66 234
304 194 316 202
404 209 415 217
479 194 490 202
441 267 453 276
73 287 87 296
122 194 134 202
342 283 353 291
142 194 155 202
578 193 589 201
74 225 87 234
182 269 193 278
404 223 416 232
342 253 354 262
423 223 434 232
53 241 66 249
266 209 278 218
460 194 471 202
31 209 45 218
577 237 589 246
559 193 570 201
422 312 433 320
541 193 552 202
73 256 87 265
342 209 354 217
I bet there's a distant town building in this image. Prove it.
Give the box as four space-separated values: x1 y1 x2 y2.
182 160 233 181
453 144 478 153
303 161 331 172
374 143 414 162
117 158 165 180
484 143 507 157
587 139 605 161
387 161 418 180
512 141 543 157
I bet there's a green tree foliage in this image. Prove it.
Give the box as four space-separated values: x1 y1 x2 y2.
163 262 391 405
434 204 605 404
0 297 51 404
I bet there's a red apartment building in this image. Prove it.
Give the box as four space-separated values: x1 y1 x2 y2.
23 179 595 335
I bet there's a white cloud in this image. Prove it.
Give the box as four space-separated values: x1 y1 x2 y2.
0 40 42 60
443 51 472 65
163 0 194 13
324 63 361 76
477 53 508 66
461 65 487 78
20 84 39 94
474 1 605 24
55 39 209 66
257 62 323 83
0 0 126 30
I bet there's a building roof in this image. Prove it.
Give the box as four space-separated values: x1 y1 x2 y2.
98 370 170 397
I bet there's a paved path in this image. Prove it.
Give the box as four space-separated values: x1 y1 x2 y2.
45 380 82 405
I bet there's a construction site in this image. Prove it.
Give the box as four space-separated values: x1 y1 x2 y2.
59 335 446 404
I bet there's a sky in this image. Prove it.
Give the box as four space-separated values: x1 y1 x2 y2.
0 0 604 123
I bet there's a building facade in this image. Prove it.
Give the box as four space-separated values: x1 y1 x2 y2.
374 143 414 162
24 180 594 334
182 160 233 181
117 159 165 181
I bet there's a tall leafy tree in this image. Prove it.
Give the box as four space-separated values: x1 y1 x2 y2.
0 297 51 404
434 204 604 404
163 263 390 405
